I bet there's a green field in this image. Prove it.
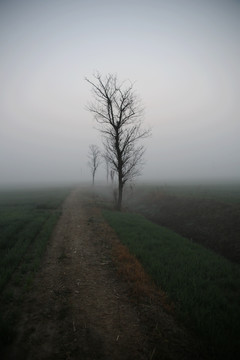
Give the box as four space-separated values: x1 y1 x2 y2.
0 187 70 292
103 210 240 359
0 187 70 346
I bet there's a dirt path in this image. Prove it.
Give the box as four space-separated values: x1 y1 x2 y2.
4 188 206 360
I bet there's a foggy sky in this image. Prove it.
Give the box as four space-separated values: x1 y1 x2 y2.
1 0 240 186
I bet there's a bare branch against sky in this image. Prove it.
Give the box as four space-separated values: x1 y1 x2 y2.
0 0 239 186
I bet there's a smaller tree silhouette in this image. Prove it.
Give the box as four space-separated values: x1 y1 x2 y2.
104 156 110 184
88 144 101 186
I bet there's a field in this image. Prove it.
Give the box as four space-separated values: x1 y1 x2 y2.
103 209 240 359
129 182 240 203
0 187 70 347
125 182 240 263
1 183 240 359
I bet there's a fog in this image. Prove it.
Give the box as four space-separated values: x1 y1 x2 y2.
1 0 240 187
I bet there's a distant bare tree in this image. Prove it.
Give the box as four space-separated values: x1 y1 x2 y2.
110 169 115 185
88 144 101 186
104 156 110 184
86 73 150 210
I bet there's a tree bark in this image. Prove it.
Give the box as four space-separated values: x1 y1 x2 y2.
117 180 123 211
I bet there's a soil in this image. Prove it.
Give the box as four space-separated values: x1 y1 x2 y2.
2 188 208 360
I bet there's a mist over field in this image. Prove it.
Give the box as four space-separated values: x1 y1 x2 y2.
1 0 240 187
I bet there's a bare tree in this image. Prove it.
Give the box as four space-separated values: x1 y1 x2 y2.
88 144 101 186
86 73 150 210
104 156 110 184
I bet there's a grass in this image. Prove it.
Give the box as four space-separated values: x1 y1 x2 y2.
103 209 240 359
0 186 70 349
0 187 70 292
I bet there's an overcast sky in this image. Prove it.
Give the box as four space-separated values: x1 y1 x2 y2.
1 0 239 186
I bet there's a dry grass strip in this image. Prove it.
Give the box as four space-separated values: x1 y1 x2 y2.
90 205 174 314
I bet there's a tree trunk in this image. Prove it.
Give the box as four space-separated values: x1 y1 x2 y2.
117 180 123 211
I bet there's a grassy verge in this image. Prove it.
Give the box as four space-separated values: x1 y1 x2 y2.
0 187 70 349
0 187 70 291
103 210 240 359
